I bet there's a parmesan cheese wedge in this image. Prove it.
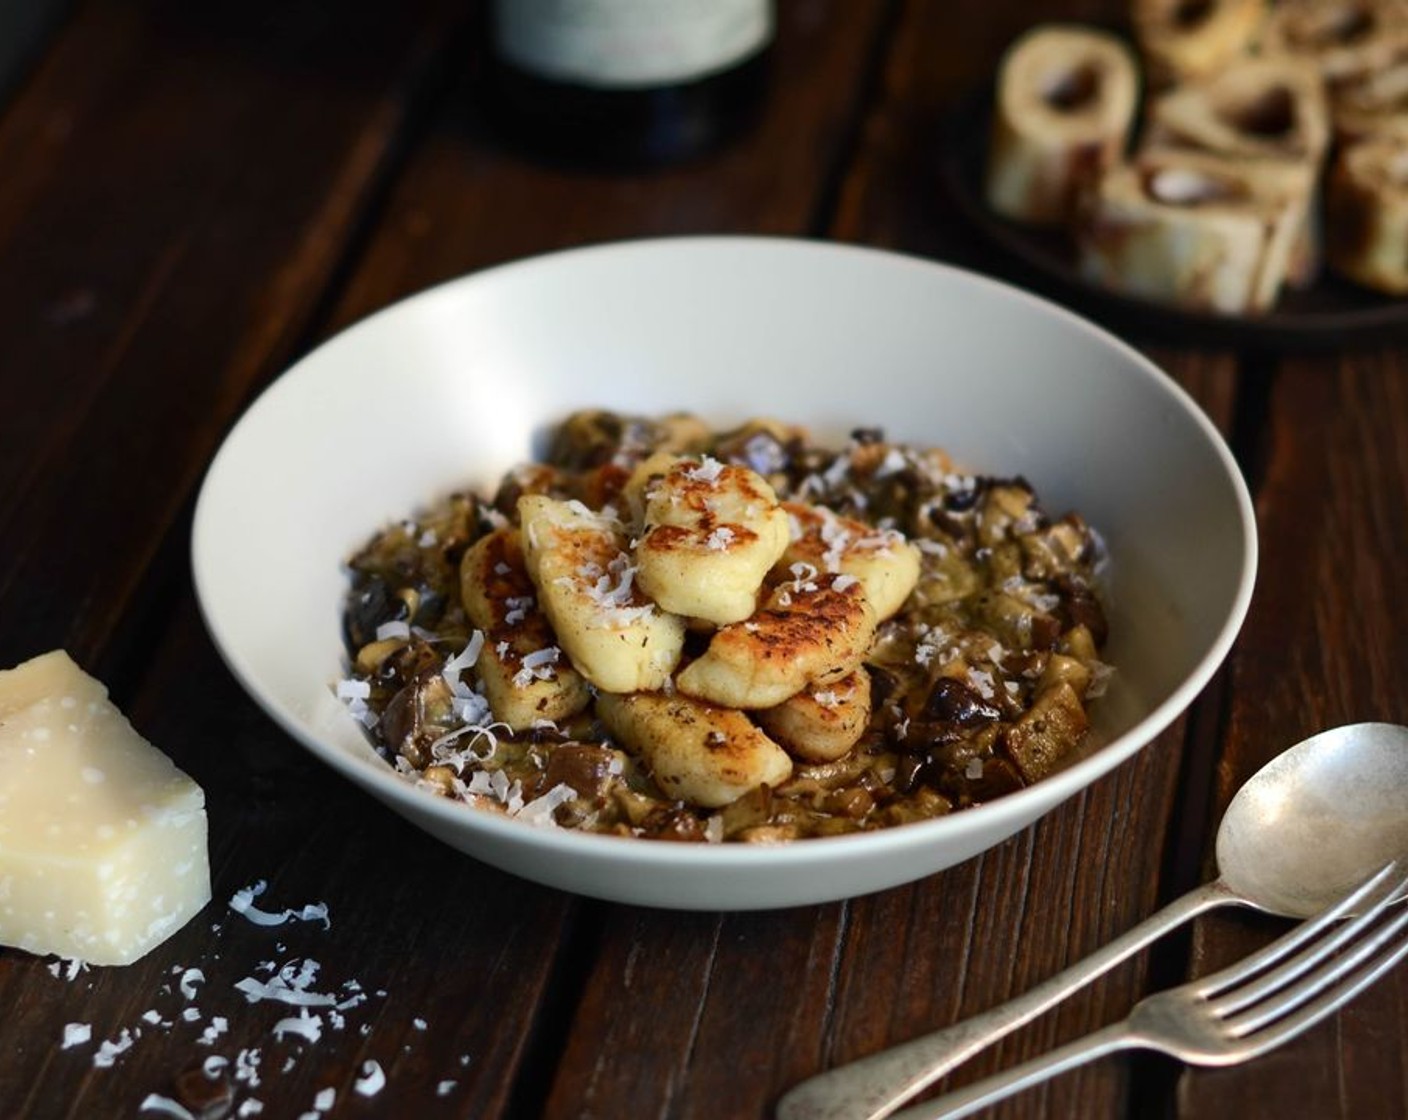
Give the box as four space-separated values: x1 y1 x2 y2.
0 650 210 965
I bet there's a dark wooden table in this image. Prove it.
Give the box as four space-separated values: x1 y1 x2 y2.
3 2 1405 1117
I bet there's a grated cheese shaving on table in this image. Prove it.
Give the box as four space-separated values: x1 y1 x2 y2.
234 1048 262 1088
233 958 349 1009
138 1095 196 1119
94 1028 137 1068
179 967 205 999
198 1017 229 1046
61 1022 91 1049
273 1010 324 1043
47 956 89 981
353 1059 386 1097
229 882 331 931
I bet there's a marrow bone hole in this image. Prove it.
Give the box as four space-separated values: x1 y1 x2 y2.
1325 4 1375 44
1145 166 1246 206
1221 86 1297 139
1171 0 1215 29
1042 64 1102 112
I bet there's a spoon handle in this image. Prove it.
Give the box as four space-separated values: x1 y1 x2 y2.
775 879 1237 1120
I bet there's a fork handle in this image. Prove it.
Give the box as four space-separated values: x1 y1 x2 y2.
884 1022 1139 1120
776 879 1237 1120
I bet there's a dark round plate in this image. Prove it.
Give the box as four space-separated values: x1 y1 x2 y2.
942 90 1408 350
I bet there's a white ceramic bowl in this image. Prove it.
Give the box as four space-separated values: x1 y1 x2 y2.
192 237 1256 910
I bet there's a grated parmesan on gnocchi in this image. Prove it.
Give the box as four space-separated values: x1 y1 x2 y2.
339 411 1112 842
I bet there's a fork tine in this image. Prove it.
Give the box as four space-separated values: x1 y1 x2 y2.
1196 861 1403 1001
1223 900 1408 1037
1209 861 1408 1018
1228 914 1408 1061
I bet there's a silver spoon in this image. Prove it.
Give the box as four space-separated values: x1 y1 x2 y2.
776 722 1408 1120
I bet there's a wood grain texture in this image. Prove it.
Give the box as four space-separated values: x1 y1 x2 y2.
325 0 894 332
0 599 577 1120
0 2 582 1117
1177 350 1408 1120
795 3 1235 1118
5 1 1404 1118
0 0 459 670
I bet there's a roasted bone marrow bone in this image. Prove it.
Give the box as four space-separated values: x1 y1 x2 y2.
986 25 1140 225
1141 55 1327 283
1131 0 1268 87
983 10 1408 308
1326 132 1408 294
1261 0 1408 84
1078 149 1306 312
1330 50 1408 144
1142 55 1329 164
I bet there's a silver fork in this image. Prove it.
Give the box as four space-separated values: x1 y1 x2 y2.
882 861 1408 1120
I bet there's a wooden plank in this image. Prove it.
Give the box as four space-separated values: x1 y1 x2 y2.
1177 350 1408 1119
307 4 914 1118
0 2 903 1116
758 1 1248 1116
537 0 1242 1117
0 4 586 1118
0 0 459 670
0 603 576 1118
325 0 895 330
540 904 850 1119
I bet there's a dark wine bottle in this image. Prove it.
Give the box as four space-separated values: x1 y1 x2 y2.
487 0 774 169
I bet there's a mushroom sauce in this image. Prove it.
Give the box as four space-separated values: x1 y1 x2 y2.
340 411 1111 842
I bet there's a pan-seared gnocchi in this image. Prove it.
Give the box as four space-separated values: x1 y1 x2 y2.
341 411 1110 842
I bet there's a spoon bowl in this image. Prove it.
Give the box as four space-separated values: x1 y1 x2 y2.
1216 722 1408 919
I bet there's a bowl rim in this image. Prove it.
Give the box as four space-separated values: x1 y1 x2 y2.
192 234 1259 873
